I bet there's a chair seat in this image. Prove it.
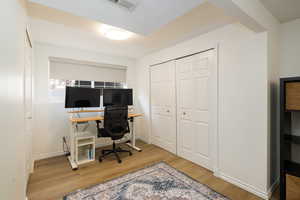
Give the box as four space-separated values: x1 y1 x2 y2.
98 128 124 140
97 121 130 140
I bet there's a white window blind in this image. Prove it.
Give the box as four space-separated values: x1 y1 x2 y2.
49 59 127 83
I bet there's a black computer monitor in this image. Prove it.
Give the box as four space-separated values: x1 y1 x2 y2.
65 87 101 108
103 89 133 107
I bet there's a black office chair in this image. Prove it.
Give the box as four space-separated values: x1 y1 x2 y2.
96 106 132 163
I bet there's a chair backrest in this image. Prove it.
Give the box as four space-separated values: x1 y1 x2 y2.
104 106 129 139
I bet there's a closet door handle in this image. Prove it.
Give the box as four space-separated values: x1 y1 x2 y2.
183 112 186 115
166 110 170 113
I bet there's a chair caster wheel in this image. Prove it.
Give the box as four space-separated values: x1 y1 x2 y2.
118 160 122 164
129 152 132 156
99 158 102 162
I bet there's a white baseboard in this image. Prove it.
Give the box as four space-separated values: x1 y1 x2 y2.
33 151 65 161
33 139 135 161
31 160 34 173
33 140 132 161
136 135 149 144
217 172 269 199
136 137 149 144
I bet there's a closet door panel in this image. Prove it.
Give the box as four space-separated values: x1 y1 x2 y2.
162 82 176 107
176 50 214 170
151 80 175 107
194 111 209 123
151 114 161 140
195 77 209 110
151 62 174 82
179 79 194 109
180 109 193 121
178 120 194 156
195 123 209 157
193 56 210 76
150 83 161 106
160 115 176 151
150 61 177 154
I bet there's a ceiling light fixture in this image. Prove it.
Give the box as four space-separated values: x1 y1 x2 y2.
107 0 137 12
100 24 133 40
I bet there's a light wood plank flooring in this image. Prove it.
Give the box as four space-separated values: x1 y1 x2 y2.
27 141 300 200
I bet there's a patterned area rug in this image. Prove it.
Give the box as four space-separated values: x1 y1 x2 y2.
64 162 229 200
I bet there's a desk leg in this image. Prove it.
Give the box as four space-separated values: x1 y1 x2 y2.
68 122 78 170
126 117 142 152
68 156 78 170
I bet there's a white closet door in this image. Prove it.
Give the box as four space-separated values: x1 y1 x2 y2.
176 50 216 170
150 61 177 154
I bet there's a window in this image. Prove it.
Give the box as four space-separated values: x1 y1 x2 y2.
105 82 115 88
50 79 126 90
94 81 104 88
49 79 127 105
49 79 66 90
94 81 126 89
115 82 123 88
79 81 91 88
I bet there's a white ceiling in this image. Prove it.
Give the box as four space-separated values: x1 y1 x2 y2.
28 2 235 58
28 0 207 35
260 0 300 23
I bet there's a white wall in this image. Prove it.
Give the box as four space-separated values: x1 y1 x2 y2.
0 0 28 199
280 19 300 77
136 23 274 198
32 42 137 160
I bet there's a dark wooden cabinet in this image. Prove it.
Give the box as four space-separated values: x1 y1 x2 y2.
280 77 300 200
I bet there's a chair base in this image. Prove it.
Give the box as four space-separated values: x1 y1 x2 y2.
99 142 132 163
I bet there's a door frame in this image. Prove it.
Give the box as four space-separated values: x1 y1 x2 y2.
148 44 220 174
211 45 220 175
24 26 34 175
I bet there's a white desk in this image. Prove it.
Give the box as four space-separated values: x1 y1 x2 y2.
68 111 142 170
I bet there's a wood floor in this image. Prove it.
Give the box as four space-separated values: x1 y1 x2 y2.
27 141 300 200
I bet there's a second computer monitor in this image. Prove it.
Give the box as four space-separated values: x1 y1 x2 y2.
103 89 133 107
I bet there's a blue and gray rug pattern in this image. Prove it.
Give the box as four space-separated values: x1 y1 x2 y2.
64 162 229 200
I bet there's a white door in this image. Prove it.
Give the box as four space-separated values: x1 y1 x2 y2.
24 30 33 180
176 50 216 170
150 61 177 154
